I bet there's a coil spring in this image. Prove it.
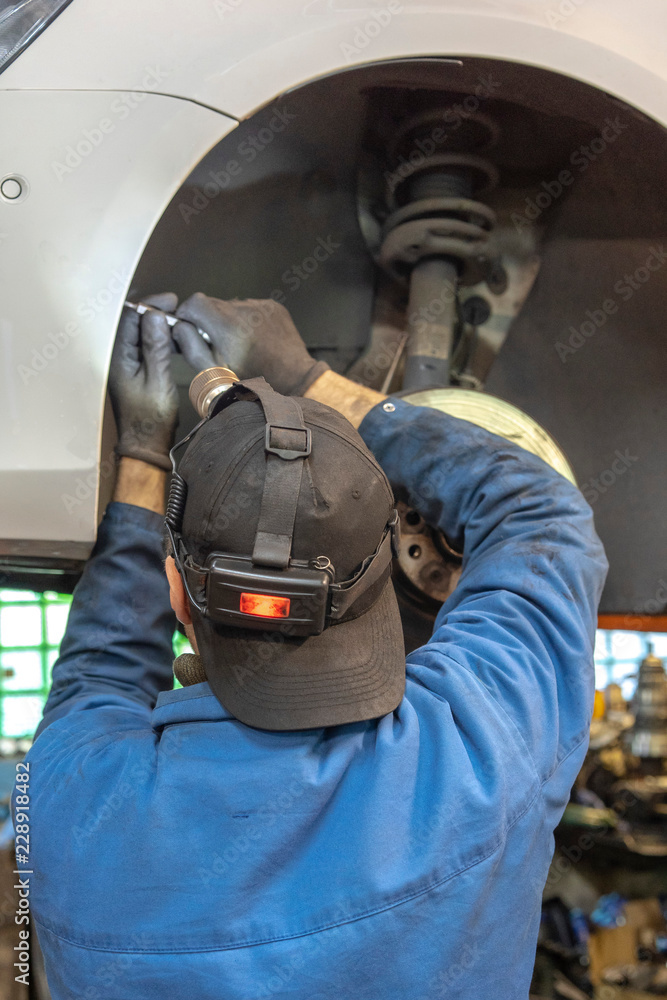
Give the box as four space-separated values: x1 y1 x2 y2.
380 154 498 285
165 473 188 533
379 109 500 286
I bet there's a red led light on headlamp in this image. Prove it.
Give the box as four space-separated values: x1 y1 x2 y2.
240 592 291 619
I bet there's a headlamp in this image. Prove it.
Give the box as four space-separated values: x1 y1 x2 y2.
182 551 332 636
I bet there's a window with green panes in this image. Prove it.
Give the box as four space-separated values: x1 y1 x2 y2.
0 589 192 740
0 590 71 739
0 586 665 740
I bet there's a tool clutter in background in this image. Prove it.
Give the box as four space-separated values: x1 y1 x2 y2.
533 645 667 998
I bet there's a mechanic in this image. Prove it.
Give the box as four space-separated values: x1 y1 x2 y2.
16 291 607 999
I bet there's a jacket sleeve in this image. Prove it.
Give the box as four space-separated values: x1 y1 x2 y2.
358 399 608 783
33 502 176 740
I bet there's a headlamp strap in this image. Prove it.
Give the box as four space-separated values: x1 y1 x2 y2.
329 511 398 622
238 377 312 570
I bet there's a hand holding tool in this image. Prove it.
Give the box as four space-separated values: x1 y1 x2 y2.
124 300 212 344
109 293 181 471
173 293 329 397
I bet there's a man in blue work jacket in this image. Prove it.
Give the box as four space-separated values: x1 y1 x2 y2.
15 290 607 999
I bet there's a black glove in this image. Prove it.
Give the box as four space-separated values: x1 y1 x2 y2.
173 294 329 397
108 292 180 472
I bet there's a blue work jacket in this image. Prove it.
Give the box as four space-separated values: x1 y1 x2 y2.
14 398 607 999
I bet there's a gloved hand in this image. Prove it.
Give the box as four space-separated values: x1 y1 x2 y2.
108 292 180 472
173 294 329 397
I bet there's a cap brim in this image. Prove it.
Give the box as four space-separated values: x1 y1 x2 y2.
192 581 405 731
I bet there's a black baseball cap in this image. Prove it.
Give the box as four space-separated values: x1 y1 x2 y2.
177 392 405 731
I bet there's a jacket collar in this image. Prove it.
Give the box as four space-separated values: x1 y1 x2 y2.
152 682 235 728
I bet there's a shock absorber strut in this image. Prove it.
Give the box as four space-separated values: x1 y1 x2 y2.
378 111 499 390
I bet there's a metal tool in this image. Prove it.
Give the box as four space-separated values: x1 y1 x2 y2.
379 332 409 395
124 300 212 344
